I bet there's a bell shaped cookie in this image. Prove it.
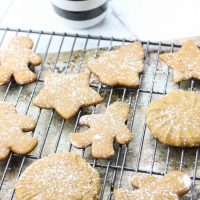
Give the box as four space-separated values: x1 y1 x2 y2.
87 41 144 88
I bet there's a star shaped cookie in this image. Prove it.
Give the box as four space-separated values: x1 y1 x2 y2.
87 41 144 88
0 36 41 85
0 102 37 160
146 90 200 147
33 72 103 119
69 102 132 158
114 171 191 200
160 40 200 83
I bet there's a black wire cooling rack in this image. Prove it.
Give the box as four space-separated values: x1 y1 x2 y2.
0 27 199 200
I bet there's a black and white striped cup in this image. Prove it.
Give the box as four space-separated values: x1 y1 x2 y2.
51 0 108 28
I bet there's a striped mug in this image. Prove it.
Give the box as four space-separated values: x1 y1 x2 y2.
51 0 108 28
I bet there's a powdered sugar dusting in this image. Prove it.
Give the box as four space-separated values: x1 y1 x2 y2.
178 175 191 190
93 134 102 140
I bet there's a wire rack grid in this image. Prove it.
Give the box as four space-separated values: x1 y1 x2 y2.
0 27 199 200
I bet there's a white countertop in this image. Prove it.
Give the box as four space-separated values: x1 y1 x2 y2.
0 0 200 42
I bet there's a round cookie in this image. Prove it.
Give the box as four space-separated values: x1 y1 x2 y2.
16 153 101 200
146 90 200 147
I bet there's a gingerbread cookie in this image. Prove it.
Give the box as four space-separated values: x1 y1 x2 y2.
33 71 103 119
0 102 37 160
16 153 101 200
160 40 200 83
87 41 144 88
0 36 41 85
146 90 200 147
69 102 132 158
114 171 191 200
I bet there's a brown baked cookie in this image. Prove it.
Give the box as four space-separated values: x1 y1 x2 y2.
16 152 101 200
0 36 41 85
87 41 144 88
114 171 191 200
160 40 200 83
69 102 132 158
0 102 37 160
146 90 200 147
33 71 103 119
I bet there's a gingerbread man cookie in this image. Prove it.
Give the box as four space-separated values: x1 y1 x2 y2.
114 171 191 200
160 40 200 83
16 153 101 200
87 41 144 88
146 90 200 147
0 36 41 85
69 102 132 158
33 71 103 119
0 102 37 160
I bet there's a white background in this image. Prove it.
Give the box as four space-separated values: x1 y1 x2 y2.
0 0 200 41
